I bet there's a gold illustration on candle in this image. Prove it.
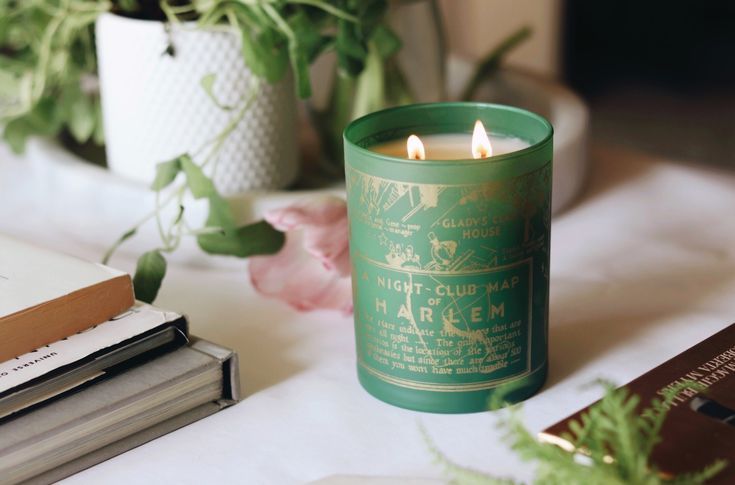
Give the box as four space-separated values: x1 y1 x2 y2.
345 103 553 412
406 134 426 160
472 120 492 159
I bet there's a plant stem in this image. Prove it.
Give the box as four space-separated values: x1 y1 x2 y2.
459 26 532 101
200 77 259 171
288 0 358 22
103 74 259 262
428 0 448 101
103 184 186 263
261 3 294 43
32 6 66 101
154 190 171 249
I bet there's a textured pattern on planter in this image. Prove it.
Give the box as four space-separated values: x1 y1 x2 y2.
96 14 299 195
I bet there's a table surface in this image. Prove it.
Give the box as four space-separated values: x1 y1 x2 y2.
2 143 735 484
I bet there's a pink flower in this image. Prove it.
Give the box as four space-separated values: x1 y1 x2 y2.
248 196 353 314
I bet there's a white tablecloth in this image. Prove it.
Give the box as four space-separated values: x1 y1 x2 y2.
2 144 735 484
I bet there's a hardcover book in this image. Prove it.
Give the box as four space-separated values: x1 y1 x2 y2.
540 323 735 482
0 303 189 420
0 338 240 485
0 235 134 362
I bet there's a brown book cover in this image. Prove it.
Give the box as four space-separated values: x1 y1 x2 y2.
540 324 735 482
0 235 134 363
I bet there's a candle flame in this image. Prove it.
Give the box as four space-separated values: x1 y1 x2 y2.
406 134 426 160
471 120 493 159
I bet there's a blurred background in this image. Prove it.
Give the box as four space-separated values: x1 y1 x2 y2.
442 0 735 167
2 0 733 264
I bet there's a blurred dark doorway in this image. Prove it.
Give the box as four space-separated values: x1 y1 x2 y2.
563 0 735 166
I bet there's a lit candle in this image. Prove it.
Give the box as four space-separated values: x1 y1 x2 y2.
371 120 530 160
344 102 553 414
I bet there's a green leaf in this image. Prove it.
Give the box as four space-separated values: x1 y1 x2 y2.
196 191 287 256
68 92 95 142
179 155 216 199
258 33 290 83
116 0 140 13
371 24 401 59
421 424 520 485
3 118 30 153
289 43 312 99
29 98 63 134
200 72 233 110
351 42 384 119
357 0 389 33
336 18 366 76
287 10 330 62
286 9 332 98
239 29 267 77
133 250 167 304
0 69 19 98
449 379 730 484
238 20 288 84
197 220 285 258
203 193 237 230
150 157 182 190
6 97 64 152
337 18 366 60
200 72 217 101
179 161 277 258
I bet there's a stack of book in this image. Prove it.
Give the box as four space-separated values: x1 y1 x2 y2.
0 235 239 484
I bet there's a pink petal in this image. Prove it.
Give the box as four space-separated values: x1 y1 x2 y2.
249 208 353 314
263 196 350 277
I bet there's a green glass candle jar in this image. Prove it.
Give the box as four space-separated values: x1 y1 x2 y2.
343 102 553 413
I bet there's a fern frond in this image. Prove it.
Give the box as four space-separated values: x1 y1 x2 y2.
668 459 728 485
426 381 726 485
638 380 705 458
420 423 520 485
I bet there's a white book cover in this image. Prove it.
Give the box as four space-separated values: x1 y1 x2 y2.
0 234 135 362
0 304 182 394
0 235 128 318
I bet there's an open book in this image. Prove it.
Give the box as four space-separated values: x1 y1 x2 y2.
540 323 735 481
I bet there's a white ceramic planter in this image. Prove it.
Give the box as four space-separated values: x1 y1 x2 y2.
95 13 299 195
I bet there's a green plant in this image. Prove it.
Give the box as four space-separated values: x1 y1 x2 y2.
102 75 289 303
93 0 402 301
459 26 531 101
0 0 400 152
0 0 109 152
0 1 531 301
0 1 406 301
314 22 531 168
424 382 727 485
